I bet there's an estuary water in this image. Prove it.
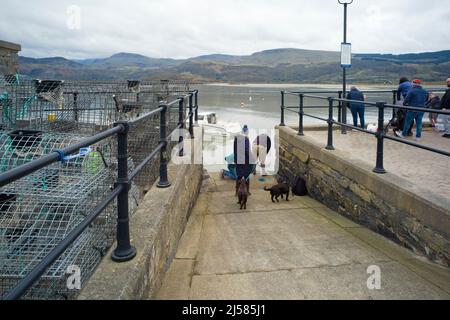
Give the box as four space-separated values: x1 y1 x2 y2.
197 83 398 130
195 83 441 173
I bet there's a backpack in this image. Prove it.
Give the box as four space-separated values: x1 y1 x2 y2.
292 176 307 196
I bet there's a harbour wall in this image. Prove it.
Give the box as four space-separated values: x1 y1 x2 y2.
278 125 450 267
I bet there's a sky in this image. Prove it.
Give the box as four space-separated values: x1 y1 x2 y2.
1 0 449 60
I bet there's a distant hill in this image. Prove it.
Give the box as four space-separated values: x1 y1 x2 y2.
74 52 180 68
356 51 450 65
17 48 450 83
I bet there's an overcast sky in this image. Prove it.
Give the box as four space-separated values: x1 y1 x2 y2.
1 0 449 59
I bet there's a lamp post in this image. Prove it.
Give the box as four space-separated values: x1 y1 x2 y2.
338 0 353 134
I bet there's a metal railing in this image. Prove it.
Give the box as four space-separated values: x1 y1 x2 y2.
279 89 450 173
280 88 446 134
1 90 199 300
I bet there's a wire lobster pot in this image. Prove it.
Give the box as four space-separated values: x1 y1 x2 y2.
0 75 190 135
0 76 191 298
0 130 139 299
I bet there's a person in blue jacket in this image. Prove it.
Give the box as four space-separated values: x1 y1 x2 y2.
221 153 237 180
394 77 414 136
398 79 429 141
346 86 365 128
397 77 412 101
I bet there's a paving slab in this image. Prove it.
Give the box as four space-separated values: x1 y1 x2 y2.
176 215 204 259
195 210 389 275
191 193 210 217
155 259 194 300
313 207 361 228
156 171 450 300
208 191 308 214
190 270 305 300
190 261 449 300
291 261 449 300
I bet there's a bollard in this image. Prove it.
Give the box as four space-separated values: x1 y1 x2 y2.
157 104 171 188
298 94 304 136
373 102 387 174
280 91 285 126
325 97 335 150
338 91 342 123
112 121 137 262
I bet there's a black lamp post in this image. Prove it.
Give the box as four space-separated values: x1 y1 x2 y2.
338 0 353 134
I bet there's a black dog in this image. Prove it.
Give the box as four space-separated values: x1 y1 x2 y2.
264 181 290 203
237 177 249 210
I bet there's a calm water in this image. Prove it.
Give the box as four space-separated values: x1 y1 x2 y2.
197 83 398 130
195 83 441 173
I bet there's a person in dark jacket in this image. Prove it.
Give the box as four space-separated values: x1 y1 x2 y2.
440 78 450 110
397 77 412 101
398 79 429 141
234 125 256 195
426 92 441 127
346 86 365 128
252 133 271 176
394 77 414 136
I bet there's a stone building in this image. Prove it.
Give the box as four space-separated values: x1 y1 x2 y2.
0 40 21 74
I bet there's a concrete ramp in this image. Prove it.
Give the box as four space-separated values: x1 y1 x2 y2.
155 172 450 300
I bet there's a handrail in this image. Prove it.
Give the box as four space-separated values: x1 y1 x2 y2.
280 90 450 174
1 89 199 300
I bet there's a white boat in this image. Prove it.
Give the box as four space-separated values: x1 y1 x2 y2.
197 112 241 136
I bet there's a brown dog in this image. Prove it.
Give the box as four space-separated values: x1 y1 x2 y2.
237 177 249 210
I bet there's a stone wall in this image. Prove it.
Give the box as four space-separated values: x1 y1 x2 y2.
278 126 450 267
0 41 21 74
78 161 203 299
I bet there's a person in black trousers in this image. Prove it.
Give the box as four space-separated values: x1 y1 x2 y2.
234 125 256 195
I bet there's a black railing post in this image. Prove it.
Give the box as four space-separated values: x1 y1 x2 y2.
325 97 335 150
157 104 171 188
373 102 387 174
338 91 342 123
178 97 184 157
188 93 194 138
298 94 304 136
111 122 136 262
194 90 198 124
392 90 397 120
280 91 285 126
341 90 347 134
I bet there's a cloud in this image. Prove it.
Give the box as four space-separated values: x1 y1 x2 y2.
0 0 449 59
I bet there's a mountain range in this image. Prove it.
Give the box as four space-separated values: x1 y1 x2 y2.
18 48 450 84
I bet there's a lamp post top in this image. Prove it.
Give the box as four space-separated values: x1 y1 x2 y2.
338 0 353 4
